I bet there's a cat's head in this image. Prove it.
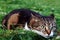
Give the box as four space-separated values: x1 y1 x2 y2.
29 14 56 38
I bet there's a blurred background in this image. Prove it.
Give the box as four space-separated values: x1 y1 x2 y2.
0 0 60 40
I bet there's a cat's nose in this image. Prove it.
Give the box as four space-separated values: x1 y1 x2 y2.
45 27 51 35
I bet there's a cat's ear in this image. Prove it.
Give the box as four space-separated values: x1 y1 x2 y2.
31 14 36 17
50 14 54 18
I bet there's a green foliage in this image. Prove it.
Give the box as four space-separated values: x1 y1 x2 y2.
0 29 49 40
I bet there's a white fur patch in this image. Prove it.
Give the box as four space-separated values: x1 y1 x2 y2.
49 31 54 37
24 22 48 38
31 30 48 38
32 30 54 38
24 22 30 30
24 22 54 38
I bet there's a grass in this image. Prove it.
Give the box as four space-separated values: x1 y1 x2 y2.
0 0 60 40
0 29 50 40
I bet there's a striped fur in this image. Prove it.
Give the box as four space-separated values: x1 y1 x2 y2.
2 8 56 38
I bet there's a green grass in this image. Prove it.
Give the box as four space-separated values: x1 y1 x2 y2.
0 0 60 40
0 29 50 40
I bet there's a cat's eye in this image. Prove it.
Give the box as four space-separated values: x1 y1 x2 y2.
41 25 45 28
